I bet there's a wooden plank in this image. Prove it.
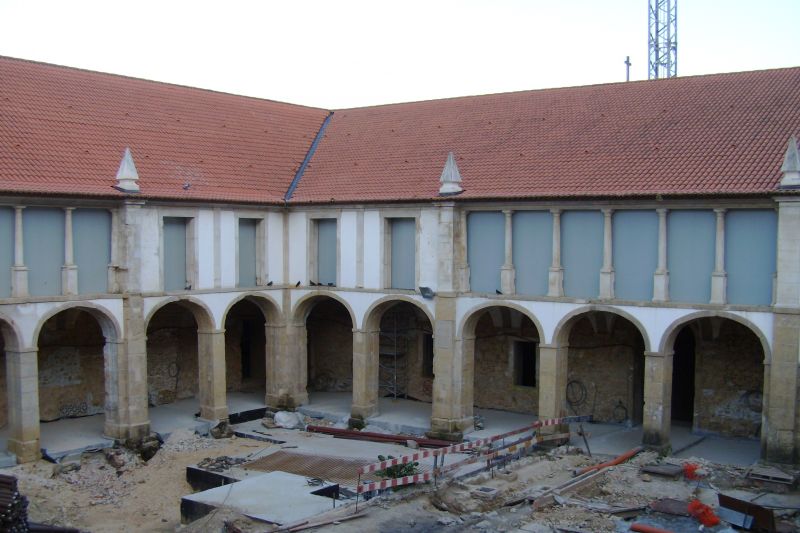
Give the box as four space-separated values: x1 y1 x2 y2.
641 464 684 479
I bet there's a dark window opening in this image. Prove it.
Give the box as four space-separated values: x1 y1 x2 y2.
514 341 536 387
241 320 252 379
422 333 434 378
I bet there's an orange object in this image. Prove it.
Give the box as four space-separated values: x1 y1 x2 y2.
688 499 720 527
630 523 677 533
683 462 701 480
573 446 643 476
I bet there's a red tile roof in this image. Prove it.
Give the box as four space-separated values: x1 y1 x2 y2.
0 56 329 203
295 67 800 203
1 56 798 204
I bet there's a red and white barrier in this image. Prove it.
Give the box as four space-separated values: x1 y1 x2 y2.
356 470 434 494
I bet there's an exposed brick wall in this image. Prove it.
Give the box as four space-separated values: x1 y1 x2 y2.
37 309 105 421
224 300 266 393
472 310 539 414
691 319 763 438
307 299 353 392
566 314 645 425
146 305 199 406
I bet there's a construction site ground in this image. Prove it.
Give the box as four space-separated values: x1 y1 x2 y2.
3 411 799 533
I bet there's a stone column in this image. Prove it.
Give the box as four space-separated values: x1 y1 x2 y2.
455 209 470 292
599 208 615 299
500 210 515 294
119 295 150 439
102 339 123 438
437 203 456 293
351 328 380 423
429 294 471 440
61 207 78 295
769 198 800 462
642 350 673 448
537 344 568 423
653 208 669 302
11 206 28 298
266 319 309 409
107 209 120 293
6 349 40 463
197 329 228 421
710 208 727 304
548 209 564 297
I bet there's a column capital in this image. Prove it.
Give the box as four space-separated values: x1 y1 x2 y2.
502 209 514 216
713 207 727 215
63 206 76 212
656 207 668 215
14 205 25 212
644 350 672 357
549 208 561 216
602 207 614 216
197 328 225 335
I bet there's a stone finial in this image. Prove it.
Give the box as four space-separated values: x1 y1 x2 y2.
439 152 464 196
114 147 140 193
780 135 800 188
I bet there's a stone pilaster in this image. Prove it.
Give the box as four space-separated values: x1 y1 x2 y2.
537 344 567 424
642 350 673 448
599 208 615 299
547 209 564 297
197 329 228 421
436 203 456 293
116 295 151 440
266 317 309 410
107 208 120 293
11 206 28 298
500 210 515 294
428 294 471 440
351 328 380 421
61 207 78 295
6 349 40 463
653 208 669 302
455 209 470 292
710 208 727 305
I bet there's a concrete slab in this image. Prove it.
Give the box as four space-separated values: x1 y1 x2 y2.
180 471 335 525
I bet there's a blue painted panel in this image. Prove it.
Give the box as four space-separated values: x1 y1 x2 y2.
23 207 63 296
562 211 603 299
317 219 337 285
0 208 12 298
668 210 715 303
163 217 187 291
391 218 415 290
512 211 552 296
726 209 776 306
74 209 111 294
467 212 504 293
238 219 258 287
613 211 658 301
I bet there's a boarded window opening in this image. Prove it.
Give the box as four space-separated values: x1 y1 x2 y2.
238 218 258 288
163 217 189 291
514 341 536 387
316 219 337 286
390 218 415 290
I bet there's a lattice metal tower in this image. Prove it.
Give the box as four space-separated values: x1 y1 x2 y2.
648 0 677 79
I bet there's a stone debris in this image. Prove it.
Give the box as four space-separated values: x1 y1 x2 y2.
210 421 234 439
273 411 306 429
196 456 248 472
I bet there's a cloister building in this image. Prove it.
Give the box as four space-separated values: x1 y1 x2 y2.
1 56 799 463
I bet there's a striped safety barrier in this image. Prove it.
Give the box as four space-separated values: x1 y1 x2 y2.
437 432 571 476
356 470 434 494
358 414 590 475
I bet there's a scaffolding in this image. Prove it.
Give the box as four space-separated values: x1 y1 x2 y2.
378 309 409 399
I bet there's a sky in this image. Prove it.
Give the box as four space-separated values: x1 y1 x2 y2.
0 0 797 109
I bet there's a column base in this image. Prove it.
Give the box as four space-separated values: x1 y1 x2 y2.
104 421 151 440
548 268 564 297
599 269 615 300
8 438 40 463
199 405 228 422
351 403 379 420
428 416 472 441
11 266 28 298
61 265 78 295
266 391 308 411
653 271 669 302
500 267 515 295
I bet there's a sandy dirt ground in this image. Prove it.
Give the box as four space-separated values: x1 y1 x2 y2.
7 428 800 533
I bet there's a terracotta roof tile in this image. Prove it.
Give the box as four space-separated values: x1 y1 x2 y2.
295 68 800 203
0 56 329 203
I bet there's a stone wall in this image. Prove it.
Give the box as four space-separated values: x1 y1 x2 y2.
472 311 539 414
224 301 266 393
146 305 199 406
307 299 353 392
567 314 645 424
37 309 106 421
691 319 763 438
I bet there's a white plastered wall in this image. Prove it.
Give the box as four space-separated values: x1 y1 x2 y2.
363 210 382 289
288 212 308 284
339 211 358 288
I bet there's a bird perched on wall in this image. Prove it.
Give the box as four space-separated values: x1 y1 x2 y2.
295 281 301 287
310 281 318 286
267 281 273 286
327 282 335 287
495 289 502 295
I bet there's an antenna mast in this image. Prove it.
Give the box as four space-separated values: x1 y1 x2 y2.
648 0 677 79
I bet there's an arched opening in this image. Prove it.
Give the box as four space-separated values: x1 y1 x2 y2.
564 312 645 425
146 302 205 414
378 302 434 405
305 297 354 408
457 305 543 434
224 299 267 412
670 318 763 439
36 308 109 438
0 326 8 438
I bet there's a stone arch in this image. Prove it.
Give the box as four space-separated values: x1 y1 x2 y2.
292 291 357 328
363 295 434 333
553 305 652 351
0 312 21 445
458 301 545 342
34 301 121 345
659 311 770 362
0 311 23 352
221 292 282 327
144 296 215 332
551 306 648 425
